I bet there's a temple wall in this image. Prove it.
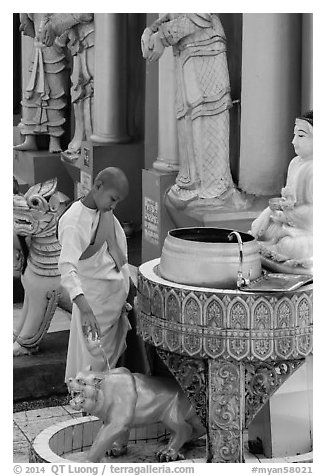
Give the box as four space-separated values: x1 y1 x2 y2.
301 13 313 112
239 13 302 196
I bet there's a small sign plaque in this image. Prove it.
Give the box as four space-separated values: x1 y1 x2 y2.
144 197 159 245
83 147 90 167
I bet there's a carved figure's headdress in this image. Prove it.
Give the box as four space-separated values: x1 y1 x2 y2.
297 110 313 126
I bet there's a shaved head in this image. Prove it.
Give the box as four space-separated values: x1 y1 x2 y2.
94 167 129 200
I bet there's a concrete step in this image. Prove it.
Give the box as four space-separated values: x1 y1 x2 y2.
14 330 69 402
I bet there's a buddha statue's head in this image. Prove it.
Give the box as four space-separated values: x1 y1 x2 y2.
292 110 313 159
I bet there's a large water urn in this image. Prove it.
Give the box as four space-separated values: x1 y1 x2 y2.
160 227 262 288
137 227 313 463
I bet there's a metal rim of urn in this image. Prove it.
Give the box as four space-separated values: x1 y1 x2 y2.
159 227 262 289
137 259 313 362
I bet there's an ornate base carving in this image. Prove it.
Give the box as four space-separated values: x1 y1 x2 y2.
207 359 244 463
156 349 306 463
245 359 305 427
156 349 207 426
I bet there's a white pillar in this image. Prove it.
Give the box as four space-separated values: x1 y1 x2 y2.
239 14 301 196
301 14 313 112
91 13 129 143
153 43 179 172
249 357 313 458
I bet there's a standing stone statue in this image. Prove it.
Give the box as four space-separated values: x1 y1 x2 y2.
14 13 68 153
142 13 248 210
40 13 95 161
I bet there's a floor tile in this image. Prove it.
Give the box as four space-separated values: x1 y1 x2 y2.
14 406 69 425
62 405 83 418
14 413 75 443
13 440 31 463
13 421 28 444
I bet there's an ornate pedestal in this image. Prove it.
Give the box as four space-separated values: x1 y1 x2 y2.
142 168 177 262
137 259 313 463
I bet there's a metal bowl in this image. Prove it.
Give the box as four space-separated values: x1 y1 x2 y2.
159 227 262 289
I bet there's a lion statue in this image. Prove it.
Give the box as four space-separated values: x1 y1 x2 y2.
67 367 205 462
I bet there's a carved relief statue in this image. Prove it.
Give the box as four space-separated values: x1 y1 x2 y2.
40 14 95 161
67 368 205 462
13 178 70 356
250 111 313 273
142 13 248 210
14 14 69 153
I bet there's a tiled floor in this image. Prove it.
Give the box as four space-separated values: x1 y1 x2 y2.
13 405 83 462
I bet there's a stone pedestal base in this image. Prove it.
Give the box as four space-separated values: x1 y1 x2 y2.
61 141 144 230
13 149 74 199
141 168 177 262
165 194 272 233
13 330 69 402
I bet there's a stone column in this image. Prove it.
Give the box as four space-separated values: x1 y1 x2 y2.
91 13 129 143
152 41 179 172
301 14 313 112
239 14 302 196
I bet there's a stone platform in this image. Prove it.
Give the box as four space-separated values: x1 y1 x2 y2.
165 194 273 232
14 330 69 402
13 149 74 199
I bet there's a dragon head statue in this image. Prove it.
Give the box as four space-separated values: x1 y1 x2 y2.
13 178 70 237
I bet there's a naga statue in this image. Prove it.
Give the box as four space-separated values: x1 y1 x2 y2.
13 177 28 280
13 178 71 356
68 367 205 463
13 232 26 280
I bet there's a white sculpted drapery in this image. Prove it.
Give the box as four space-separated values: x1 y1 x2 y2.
142 13 248 209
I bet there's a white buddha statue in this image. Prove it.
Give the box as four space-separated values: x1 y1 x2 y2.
250 111 313 273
